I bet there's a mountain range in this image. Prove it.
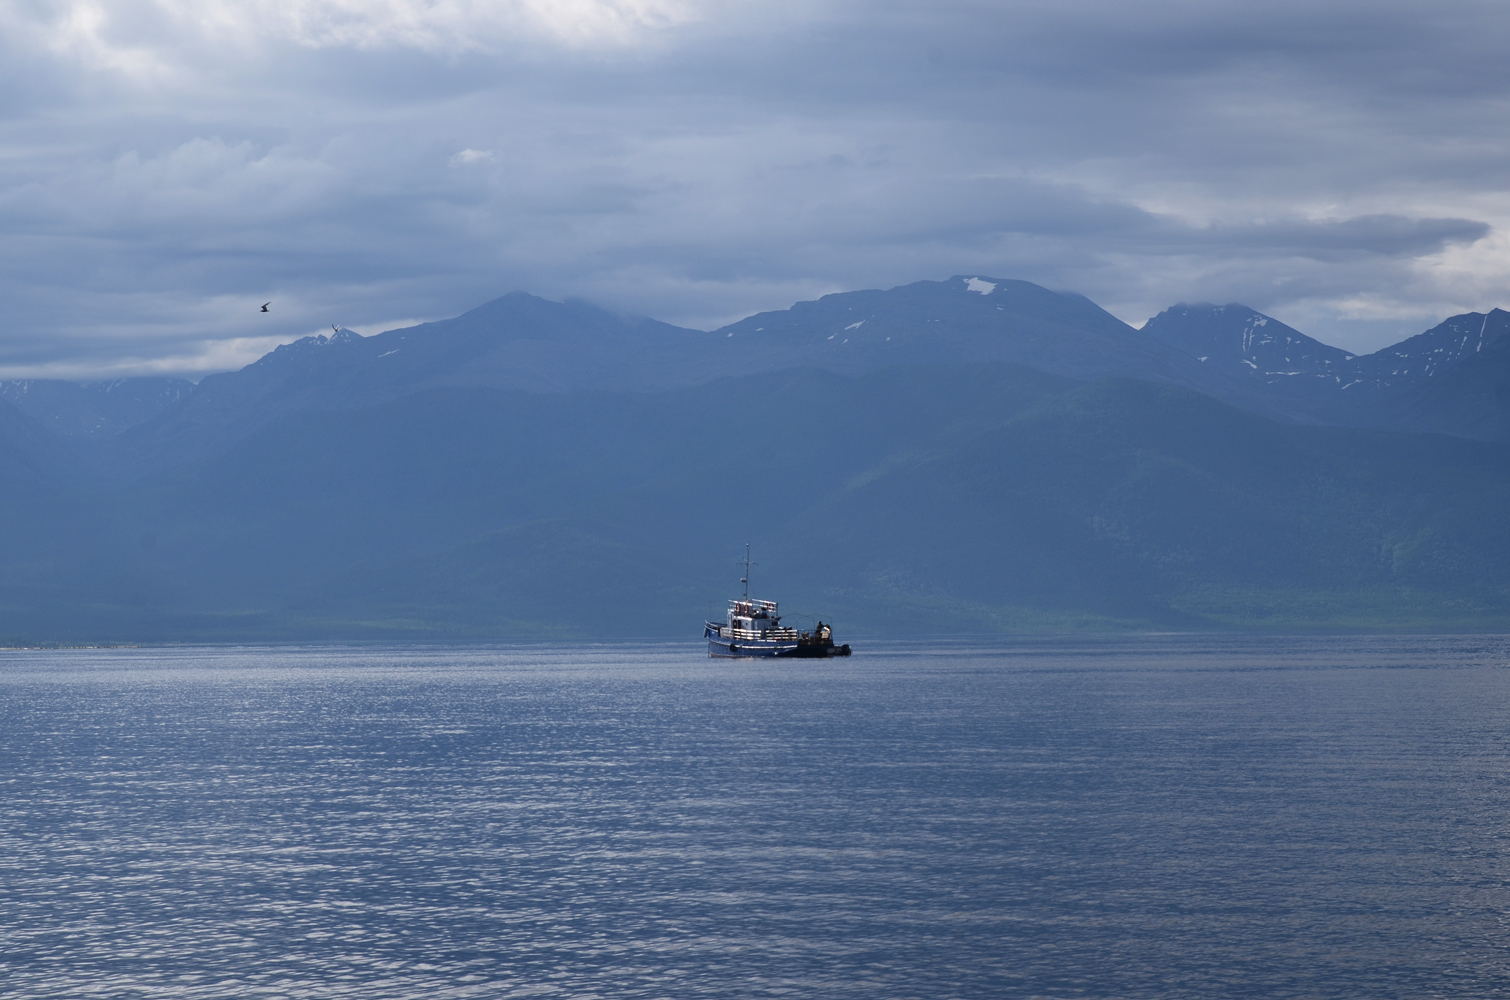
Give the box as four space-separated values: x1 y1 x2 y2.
1 275 1507 642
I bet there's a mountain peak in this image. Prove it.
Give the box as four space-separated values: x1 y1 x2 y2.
262 327 365 360
1354 308 1510 379
1142 303 1353 378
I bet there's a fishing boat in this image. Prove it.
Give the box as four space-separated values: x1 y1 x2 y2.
704 545 852 658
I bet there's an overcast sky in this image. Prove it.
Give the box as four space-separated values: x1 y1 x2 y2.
3 0 1509 378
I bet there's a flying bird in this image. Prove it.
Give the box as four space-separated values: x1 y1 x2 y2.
260 302 270 312
331 324 340 334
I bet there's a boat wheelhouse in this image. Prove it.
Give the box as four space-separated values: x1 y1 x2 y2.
703 546 851 658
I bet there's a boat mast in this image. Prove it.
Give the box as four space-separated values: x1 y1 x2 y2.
740 542 756 599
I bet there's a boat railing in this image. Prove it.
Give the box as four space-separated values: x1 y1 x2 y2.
728 599 779 613
721 626 801 641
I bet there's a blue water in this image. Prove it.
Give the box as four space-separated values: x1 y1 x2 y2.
4 636 1510 999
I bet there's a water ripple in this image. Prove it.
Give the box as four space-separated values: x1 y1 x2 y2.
3 637 1510 997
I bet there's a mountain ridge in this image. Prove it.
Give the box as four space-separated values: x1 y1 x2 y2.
29 277 1510 469
93 276 1302 475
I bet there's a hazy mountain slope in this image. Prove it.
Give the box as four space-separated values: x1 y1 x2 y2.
1387 332 1510 440
103 364 1074 622
0 378 194 438
768 378 1510 629
0 394 74 481
0 398 125 640
18 363 1500 641
316 377 1510 636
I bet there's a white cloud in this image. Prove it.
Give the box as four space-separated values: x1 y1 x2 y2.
0 334 289 381
41 2 176 79
23 0 711 74
450 148 495 165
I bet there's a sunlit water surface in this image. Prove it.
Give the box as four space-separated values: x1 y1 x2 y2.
5 636 1510 998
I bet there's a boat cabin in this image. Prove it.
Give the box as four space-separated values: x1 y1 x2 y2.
727 598 781 633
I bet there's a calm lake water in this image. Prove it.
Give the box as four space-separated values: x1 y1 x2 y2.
4 636 1510 999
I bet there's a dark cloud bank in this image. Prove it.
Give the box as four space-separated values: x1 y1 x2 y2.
2 0 1508 378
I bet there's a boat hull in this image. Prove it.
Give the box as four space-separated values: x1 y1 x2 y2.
705 624 852 658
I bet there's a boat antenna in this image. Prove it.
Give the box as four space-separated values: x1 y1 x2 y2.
740 542 756 599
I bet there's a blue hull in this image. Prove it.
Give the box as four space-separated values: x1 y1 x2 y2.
706 632 798 658
705 623 851 659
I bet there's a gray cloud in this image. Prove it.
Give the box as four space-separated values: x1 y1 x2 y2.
1 0 1508 375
